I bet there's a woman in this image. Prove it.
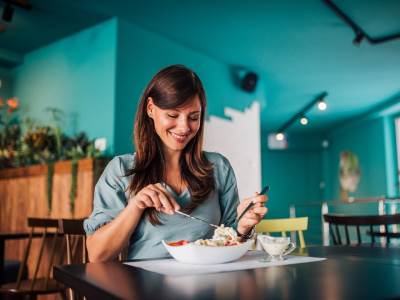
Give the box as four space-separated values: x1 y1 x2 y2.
84 65 268 262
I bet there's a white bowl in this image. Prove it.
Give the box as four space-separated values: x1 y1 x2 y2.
162 240 253 264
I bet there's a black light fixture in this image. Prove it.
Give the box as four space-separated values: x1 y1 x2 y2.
275 92 328 140
2 3 14 22
1 0 32 23
323 0 400 45
240 71 258 93
353 31 365 46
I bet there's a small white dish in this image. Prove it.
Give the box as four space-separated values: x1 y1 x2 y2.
162 240 253 265
257 235 296 262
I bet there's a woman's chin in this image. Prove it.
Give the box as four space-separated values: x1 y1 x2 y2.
164 142 187 152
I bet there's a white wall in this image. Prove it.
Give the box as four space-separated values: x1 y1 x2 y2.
204 102 261 201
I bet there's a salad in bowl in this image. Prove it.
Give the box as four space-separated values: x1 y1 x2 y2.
162 225 253 264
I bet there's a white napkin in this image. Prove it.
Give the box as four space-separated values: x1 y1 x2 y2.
125 251 326 276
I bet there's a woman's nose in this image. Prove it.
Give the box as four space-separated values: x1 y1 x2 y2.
176 117 190 132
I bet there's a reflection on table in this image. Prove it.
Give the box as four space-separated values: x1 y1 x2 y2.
54 245 400 300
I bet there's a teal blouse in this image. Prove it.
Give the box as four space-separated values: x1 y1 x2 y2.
83 151 239 259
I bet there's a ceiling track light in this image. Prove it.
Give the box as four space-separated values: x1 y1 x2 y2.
353 31 365 47
318 99 327 111
300 116 309 125
274 91 328 137
2 3 13 22
323 0 400 45
275 133 285 141
1 0 32 23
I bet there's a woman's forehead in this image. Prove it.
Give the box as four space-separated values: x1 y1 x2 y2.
172 96 202 112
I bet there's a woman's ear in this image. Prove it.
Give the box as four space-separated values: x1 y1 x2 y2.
147 97 154 118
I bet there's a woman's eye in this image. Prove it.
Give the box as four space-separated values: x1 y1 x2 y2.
167 114 178 119
190 116 199 121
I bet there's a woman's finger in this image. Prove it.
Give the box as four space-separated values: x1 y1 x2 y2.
145 186 163 211
243 211 260 220
138 193 154 208
248 194 268 204
239 216 259 228
238 198 253 212
252 207 268 215
155 183 181 212
146 185 175 214
155 189 176 214
142 188 166 212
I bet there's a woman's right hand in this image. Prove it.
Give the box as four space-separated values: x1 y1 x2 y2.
129 183 180 215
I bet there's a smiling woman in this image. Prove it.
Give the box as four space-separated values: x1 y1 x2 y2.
83 65 268 262
148 96 201 152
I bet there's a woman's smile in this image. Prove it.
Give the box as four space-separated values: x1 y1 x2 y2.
169 131 191 144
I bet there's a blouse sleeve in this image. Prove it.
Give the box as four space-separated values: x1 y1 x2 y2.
218 155 240 227
83 156 129 235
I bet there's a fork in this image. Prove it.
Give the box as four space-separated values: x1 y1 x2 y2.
175 211 219 228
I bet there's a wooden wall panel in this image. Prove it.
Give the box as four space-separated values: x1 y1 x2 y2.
0 158 108 299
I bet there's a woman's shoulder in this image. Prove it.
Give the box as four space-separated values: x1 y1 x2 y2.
105 153 136 176
203 151 232 171
203 151 236 191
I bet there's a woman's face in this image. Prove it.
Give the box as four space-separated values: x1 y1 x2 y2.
147 96 202 154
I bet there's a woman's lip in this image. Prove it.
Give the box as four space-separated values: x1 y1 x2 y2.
170 132 189 137
169 131 189 142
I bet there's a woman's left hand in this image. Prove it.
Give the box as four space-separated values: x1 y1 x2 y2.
236 193 268 235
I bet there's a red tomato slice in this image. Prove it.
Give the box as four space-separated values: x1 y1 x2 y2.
167 240 189 246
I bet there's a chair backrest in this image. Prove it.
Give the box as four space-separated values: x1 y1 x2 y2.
16 218 60 291
323 213 400 245
58 218 128 300
58 219 87 265
255 217 309 248
58 218 88 300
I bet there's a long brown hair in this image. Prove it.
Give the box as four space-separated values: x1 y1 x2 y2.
127 65 215 225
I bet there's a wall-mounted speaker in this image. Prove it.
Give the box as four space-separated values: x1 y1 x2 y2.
241 72 258 92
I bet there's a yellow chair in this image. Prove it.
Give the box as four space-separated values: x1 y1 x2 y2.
256 217 309 248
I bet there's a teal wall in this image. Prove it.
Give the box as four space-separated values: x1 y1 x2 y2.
114 19 265 155
383 114 399 198
262 149 323 218
261 132 325 218
261 133 324 244
260 110 399 244
11 19 117 153
5 16 400 246
325 116 390 201
0 68 12 99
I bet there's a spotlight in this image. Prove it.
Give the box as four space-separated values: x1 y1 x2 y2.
300 116 308 125
2 3 14 23
318 100 327 111
275 91 328 135
275 133 285 141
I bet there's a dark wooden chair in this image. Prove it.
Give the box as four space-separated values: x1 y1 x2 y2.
323 213 400 245
58 218 127 300
0 218 66 299
58 219 87 300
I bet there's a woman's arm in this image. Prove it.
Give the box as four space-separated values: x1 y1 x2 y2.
86 201 143 262
86 183 180 262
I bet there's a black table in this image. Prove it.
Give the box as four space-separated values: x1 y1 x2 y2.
54 245 400 300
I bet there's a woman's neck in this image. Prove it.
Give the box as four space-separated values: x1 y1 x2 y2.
163 148 181 171
163 148 186 193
